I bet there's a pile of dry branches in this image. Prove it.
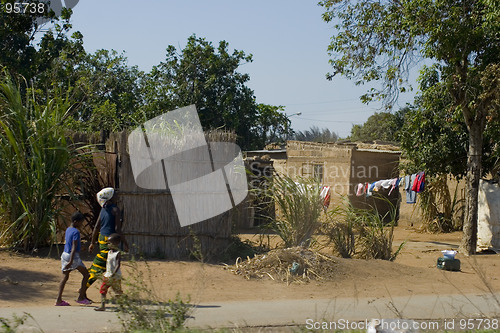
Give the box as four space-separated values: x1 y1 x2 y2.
224 247 338 284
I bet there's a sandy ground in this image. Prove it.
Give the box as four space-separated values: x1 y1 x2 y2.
0 225 499 309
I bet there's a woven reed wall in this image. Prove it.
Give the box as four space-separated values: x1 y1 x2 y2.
108 131 238 259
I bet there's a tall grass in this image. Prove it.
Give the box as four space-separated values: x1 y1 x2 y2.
322 199 354 258
353 197 402 260
0 313 43 333
116 259 191 332
262 175 326 248
0 73 78 250
323 195 403 261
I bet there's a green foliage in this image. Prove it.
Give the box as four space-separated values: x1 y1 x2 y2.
188 228 204 263
349 108 409 142
0 73 80 250
0 2 78 84
71 49 144 130
86 100 122 133
2 12 286 149
354 200 401 261
141 34 262 150
263 175 326 248
320 0 500 253
0 313 42 333
38 48 145 133
321 204 354 258
116 260 191 332
322 196 403 261
293 125 338 143
319 0 419 106
0 0 50 80
400 65 500 178
254 103 291 147
417 174 465 233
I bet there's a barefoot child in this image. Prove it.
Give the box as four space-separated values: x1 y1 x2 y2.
95 233 123 311
56 211 91 306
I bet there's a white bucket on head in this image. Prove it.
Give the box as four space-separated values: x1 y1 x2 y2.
442 250 457 259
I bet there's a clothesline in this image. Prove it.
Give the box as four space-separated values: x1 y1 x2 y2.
294 182 331 209
355 171 426 204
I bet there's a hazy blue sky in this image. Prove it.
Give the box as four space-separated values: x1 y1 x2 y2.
67 0 417 138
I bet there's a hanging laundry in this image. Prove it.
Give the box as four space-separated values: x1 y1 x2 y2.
320 186 331 209
361 176 405 199
381 179 393 189
373 180 384 191
366 182 376 197
412 171 425 193
388 177 402 196
405 174 417 204
356 183 365 196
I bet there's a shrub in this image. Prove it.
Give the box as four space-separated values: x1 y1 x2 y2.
0 73 84 250
323 196 404 261
262 175 326 248
322 205 355 258
115 259 191 332
0 313 42 333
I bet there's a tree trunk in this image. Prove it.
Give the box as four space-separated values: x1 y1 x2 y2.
459 122 483 255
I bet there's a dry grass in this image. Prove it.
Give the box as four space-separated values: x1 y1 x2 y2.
224 247 338 284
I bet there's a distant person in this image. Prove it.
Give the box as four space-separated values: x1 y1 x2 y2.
56 211 91 306
88 187 128 287
95 233 123 311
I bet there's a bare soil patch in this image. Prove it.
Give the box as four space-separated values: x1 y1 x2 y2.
0 226 499 309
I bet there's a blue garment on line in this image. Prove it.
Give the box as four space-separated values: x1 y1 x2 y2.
405 174 417 204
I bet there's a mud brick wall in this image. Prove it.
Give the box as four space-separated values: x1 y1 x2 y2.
285 141 353 206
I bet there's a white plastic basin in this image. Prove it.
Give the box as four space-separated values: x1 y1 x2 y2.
442 250 457 259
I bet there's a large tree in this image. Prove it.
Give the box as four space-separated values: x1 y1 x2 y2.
293 125 338 143
0 2 77 81
69 49 144 132
140 34 287 150
349 108 408 142
320 0 500 254
399 65 500 178
0 3 143 134
254 104 291 147
0 0 43 79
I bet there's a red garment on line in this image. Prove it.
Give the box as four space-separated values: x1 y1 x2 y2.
411 172 425 193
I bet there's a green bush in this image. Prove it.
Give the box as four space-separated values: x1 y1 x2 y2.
0 313 42 333
116 259 191 332
323 196 404 261
262 175 326 248
0 73 84 250
322 204 354 258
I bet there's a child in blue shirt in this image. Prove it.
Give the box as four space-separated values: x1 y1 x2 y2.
55 211 91 306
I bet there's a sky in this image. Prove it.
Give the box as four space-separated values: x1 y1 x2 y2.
65 0 418 139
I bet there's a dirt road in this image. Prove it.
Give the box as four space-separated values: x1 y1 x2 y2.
1 292 499 332
1 226 499 331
